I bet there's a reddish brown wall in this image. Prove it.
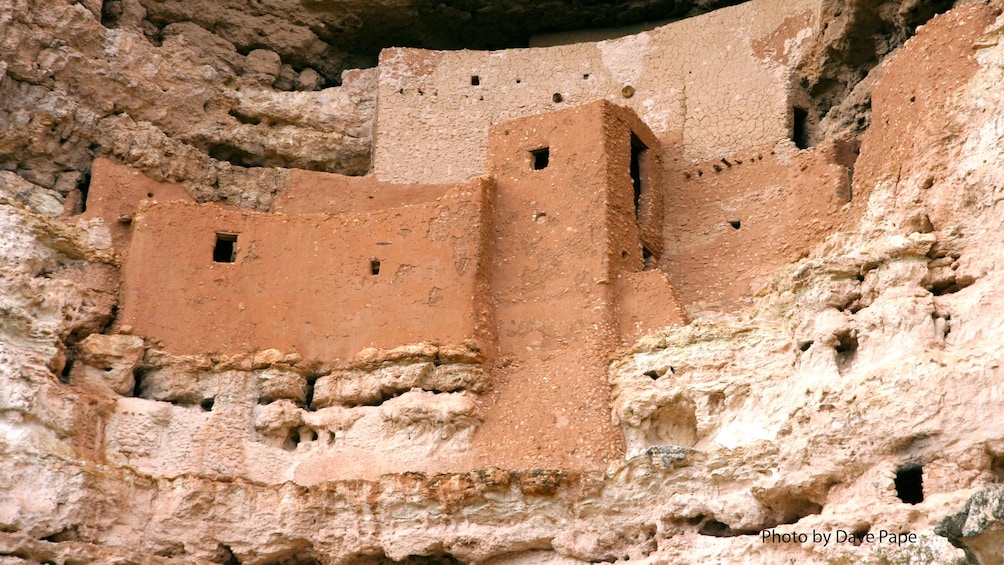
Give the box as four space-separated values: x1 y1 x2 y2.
119 180 494 363
83 157 194 250
662 143 862 306
470 101 687 470
271 169 454 216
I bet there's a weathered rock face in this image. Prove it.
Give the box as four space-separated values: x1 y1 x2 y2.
5 0 1004 564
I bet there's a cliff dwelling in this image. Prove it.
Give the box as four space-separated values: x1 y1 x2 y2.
72 0 862 477
9 0 1004 561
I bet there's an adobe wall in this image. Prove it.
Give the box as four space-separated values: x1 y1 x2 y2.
270 168 456 215
83 158 195 250
662 142 863 306
118 179 494 364
372 0 820 184
470 101 687 470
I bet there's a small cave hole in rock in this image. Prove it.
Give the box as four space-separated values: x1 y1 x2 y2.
644 370 660 380
370 258 381 275
212 543 241 565
698 519 740 537
583 73 590 79
304 376 317 410
798 340 813 352
990 454 1004 483
200 398 215 412
552 92 563 103
630 133 648 220
208 144 259 168
471 75 480 86
849 526 871 546
59 357 74 384
213 233 237 263
100 0 122 28
531 147 550 170
621 250 629 260
283 429 301 451
131 366 149 397
835 330 858 366
793 107 810 150
228 108 261 125
895 465 924 504
43 525 80 543
728 219 741 230
77 169 91 213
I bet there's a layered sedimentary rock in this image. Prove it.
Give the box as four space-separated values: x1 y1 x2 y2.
4 0 1004 564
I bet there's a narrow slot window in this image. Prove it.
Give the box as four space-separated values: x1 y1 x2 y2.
370 258 381 275
630 133 648 220
213 233 237 263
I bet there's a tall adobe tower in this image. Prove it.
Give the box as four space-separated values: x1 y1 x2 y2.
472 100 687 469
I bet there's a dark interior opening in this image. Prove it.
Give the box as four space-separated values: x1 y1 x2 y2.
370 258 381 275
894 465 924 504
213 543 241 565
59 357 73 384
200 398 215 412
213 233 237 263
642 246 655 271
77 169 91 213
728 219 741 230
471 75 480 86
793 107 810 150
630 133 647 220
531 147 550 170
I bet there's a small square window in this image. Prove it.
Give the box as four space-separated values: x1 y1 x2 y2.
531 148 550 170
213 233 237 263
471 75 480 86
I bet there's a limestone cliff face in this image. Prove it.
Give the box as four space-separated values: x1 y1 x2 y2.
5 0 1004 564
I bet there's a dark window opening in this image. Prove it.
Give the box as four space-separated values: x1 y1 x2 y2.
552 92 563 103
200 398 215 411
630 133 648 220
471 75 480 86
531 148 550 170
728 219 741 230
370 258 381 275
895 466 924 504
793 107 810 150
213 233 237 263
644 370 659 380
583 73 590 79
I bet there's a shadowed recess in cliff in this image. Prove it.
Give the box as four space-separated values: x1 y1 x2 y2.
799 0 955 145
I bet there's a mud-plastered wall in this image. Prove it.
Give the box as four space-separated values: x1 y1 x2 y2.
372 0 820 185
118 180 493 363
